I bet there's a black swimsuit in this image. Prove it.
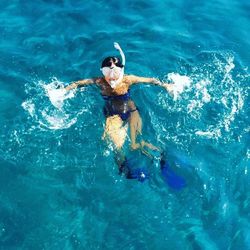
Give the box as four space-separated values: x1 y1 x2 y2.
102 90 137 121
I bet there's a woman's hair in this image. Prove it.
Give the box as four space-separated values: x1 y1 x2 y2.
101 56 124 68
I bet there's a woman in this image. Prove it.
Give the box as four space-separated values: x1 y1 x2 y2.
65 42 173 151
64 43 185 186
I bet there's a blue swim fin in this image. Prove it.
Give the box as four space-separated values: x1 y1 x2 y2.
160 158 186 190
120 158 149 182
127 167 149 182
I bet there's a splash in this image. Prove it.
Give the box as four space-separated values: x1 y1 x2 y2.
43 78 75 109
158 53 248 145
166 73 192 101
22 78 83 130
195 128 221 139
188 54 246 141
187 79 211 115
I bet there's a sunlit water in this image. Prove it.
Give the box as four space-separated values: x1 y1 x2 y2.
0 0 249 249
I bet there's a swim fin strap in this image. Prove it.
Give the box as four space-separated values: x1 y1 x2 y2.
120 159 149 182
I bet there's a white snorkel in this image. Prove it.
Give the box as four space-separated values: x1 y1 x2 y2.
101 42 126 89
114 42 126 66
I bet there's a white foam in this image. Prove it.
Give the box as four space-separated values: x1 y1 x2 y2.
247 149 250 159
187 79 211 115
21 78 82 130
43 79 76 109
195 129 221 139
202 88 211 103
225 56 235 75
40 110 77 130
21 100 36 117
166 73 192 100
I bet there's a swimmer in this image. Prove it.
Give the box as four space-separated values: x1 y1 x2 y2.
65 42 173 150
64 42 183 186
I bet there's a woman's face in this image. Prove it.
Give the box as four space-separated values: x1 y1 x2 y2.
103 62 123 83
103 63 122 82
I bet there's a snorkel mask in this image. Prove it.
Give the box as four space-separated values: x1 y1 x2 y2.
101 42 126 88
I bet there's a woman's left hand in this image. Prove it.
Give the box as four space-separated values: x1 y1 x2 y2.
162 83 175 95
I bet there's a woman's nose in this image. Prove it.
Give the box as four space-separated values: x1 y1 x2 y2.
110 62 116 68
110 70 114 77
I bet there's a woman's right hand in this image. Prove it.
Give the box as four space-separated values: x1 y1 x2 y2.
65 82 77 91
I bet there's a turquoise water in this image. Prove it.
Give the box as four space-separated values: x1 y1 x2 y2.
0 0 250 249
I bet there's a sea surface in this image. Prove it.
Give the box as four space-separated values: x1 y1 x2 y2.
0 0 249 249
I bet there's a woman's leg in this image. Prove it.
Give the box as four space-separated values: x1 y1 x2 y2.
129 110 160 154
129 110 142 149
102 115 128 150
102 115 128 173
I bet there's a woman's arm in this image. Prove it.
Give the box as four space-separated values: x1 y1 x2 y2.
127 75 174 93
65 77 101 91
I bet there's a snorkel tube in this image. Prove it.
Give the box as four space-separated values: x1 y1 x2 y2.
114 42 126 66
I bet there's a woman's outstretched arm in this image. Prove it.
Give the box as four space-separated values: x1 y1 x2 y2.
126 75 174 93
65 77 102 91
